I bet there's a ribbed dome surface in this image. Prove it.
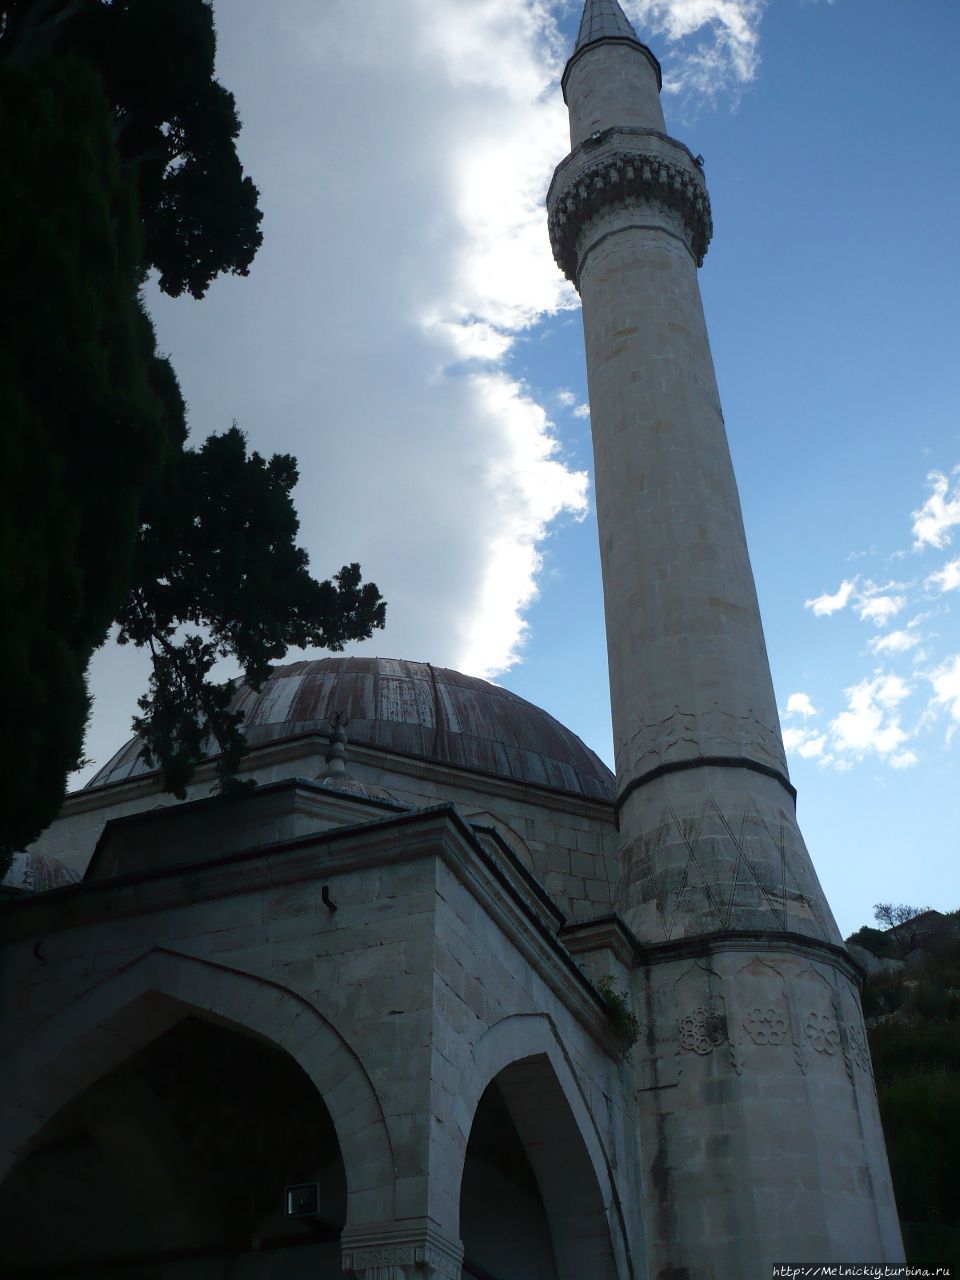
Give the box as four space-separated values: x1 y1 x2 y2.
88 657 615 802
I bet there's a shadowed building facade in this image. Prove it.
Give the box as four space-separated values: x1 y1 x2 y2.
0 3 902 1278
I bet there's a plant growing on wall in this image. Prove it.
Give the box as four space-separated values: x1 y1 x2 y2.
597 975 640 1059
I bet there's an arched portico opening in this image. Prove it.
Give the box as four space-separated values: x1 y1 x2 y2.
460 1050 620 1280
0 948 395 1227
0 1013 347 1277
461 1074 558 1278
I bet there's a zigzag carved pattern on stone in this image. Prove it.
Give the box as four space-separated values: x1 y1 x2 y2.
714 798 787 933
665 800 726 939
640 818 668 939
640 794 833 939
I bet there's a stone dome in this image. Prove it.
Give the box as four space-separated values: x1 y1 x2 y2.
88 657 615 802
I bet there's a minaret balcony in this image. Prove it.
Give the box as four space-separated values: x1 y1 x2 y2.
546 125 713 282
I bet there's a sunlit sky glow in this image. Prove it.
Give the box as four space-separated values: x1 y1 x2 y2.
79 0 960 935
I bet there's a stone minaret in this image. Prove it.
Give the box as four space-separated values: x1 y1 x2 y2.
548 2 904 1273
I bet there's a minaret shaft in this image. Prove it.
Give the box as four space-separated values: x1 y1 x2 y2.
548 7 904 1273
549 31 838 945
581 219 780 768
564 40 665 146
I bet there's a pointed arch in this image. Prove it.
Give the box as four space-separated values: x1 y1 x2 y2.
454 1013 633 1280
0 947 395 1225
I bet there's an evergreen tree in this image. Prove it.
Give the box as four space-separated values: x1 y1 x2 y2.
0 53 181 855
1 0 262 299
0 5 385 860
117 428 385 800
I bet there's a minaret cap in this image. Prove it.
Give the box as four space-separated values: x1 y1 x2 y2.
562 0 662 99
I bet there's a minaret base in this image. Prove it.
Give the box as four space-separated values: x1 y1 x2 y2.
633 940 904 1277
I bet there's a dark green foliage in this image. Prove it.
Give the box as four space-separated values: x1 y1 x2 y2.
0 53 181 855
925 909 960 969
869 1016 960 1086
847 924 898 959
116 428 385 798
880 1071 960 1269
859 969 906 1021
881 1069 960 1220
1 0 263 298
849 908 960 1267
0 5 384 860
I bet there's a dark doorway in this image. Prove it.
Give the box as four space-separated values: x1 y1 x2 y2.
460 1079 559 1280
0 1014 347 1278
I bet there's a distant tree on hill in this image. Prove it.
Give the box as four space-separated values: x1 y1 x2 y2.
0 3 385 862
874 903 934 957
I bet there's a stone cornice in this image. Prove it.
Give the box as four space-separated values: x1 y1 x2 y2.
634 928 864 985
547 126 713 278
561 913 639 969
65 733 615 825
559 913 864 986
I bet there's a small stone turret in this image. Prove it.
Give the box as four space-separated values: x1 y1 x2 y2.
549 2 905 1273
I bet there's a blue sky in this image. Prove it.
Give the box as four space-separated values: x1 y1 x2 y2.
79 0 959 936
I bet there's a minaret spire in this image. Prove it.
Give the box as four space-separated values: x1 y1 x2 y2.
573 0 640 51
547 4 904 1275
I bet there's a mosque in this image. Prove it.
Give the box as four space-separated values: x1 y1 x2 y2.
0 3 904 1277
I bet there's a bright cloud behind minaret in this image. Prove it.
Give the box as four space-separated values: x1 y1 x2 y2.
76 0 960 933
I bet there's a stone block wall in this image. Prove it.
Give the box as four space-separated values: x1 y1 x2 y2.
632 943 903 1276
1 805 641 1277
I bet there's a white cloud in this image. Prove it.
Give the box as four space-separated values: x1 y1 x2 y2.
785 692 817 719
783 726 827 760
929 654 960 726
625 0 767 101
927 557 960 594
828 674 913 763
457 372 588 674
557 387 590 418
805 579 855 617
427 317 513 362
857 593 906 627
141 0 583 690
869 629 921 656
912 468 960 549
890 750 919 770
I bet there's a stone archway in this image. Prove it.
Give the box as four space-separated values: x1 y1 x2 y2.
0 1012 349 1276
456 1015 628 1280
0 947 395 1229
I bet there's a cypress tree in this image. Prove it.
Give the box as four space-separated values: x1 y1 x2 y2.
0 53 183 853
0 5 385 860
